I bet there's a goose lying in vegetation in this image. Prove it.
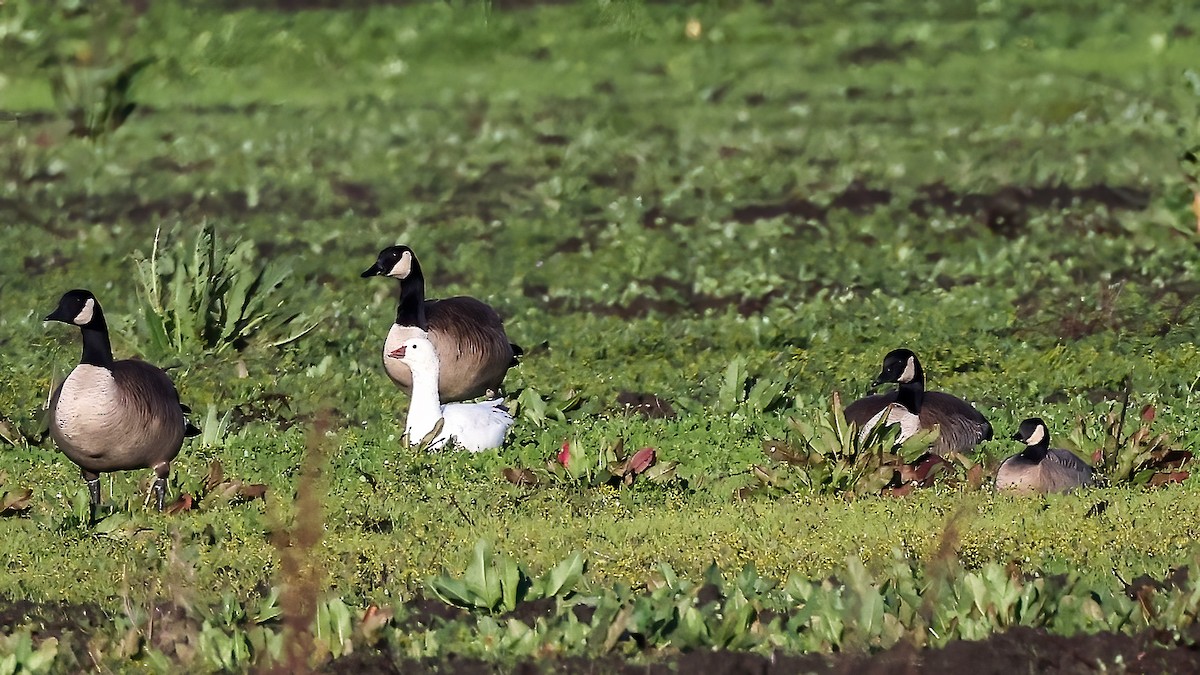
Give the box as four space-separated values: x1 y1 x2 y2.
362 245 520 402
387 336 513 452
45 289 198 521
996 418 1094 494
844 348 992 455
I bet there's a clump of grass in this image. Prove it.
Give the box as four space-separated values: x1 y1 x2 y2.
30 0 153 139
49 56 153 139
132 224 320 358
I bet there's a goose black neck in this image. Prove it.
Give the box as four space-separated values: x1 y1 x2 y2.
1020 438 1050 462
394 261 428 330
79 316 115 367
894 377 925 413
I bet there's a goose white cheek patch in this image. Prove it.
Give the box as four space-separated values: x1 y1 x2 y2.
387 251 413 278
898 356 916 383
1025 425 1046 445
74 298 95 325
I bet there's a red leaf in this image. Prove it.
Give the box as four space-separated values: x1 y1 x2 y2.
557 442 571 468
900 456 947 485
165 492 194 515
881 484 914 498
1141 405 1156 423
1091 448 1104 466
627 447 656 475
1148 471 1189 487
239 484 268 502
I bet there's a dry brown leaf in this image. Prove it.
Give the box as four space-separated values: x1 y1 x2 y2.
881 484 914 498
762 440 805 465
502 467 538 487
1148 471 1189 487
966 463 985 491
0 488 32 514
204 460 224 493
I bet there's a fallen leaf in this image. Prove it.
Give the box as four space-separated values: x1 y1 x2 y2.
881 484 914 498
762 440 804 465
502 467 538 487
359 604 393 638
204 460 224 493
1148 471 1189 487
0 488 32 514
751 464 774 485
966 463 985 491
642 460 677 482
165 492 194 515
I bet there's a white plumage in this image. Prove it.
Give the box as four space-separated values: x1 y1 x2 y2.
387 336 513 452
859 402 923 444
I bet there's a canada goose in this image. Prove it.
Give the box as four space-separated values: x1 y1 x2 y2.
362 245 520 402
387 336 513 452
844 348 993 455
996 418 1094 494
45 289 198 521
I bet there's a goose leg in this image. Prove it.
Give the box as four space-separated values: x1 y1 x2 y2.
152 462 170 511
83 470 100 526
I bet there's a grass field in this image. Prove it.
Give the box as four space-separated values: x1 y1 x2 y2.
3 0 1200 671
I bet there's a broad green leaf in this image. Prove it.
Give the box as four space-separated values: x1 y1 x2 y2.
540 551 586 599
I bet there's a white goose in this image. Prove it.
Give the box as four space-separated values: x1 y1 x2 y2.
387 336 513 452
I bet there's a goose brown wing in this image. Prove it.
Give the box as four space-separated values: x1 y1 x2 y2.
1043 448 1094 491
923 391 992 454
843 392 898 428
425 298 508 354
112 360 183 413
424 296 516 400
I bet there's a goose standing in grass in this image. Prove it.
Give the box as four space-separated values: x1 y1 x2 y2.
45 289 198 521
362 245 520 402
387 336 512 452
844 348 993 455
996 418 1094 494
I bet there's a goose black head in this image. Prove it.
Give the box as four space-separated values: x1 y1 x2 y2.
1012 417 1049 446
870 348 921 390
46 289 103 328
361 245 419 280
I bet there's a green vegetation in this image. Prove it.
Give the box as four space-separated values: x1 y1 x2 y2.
2 0 1200 670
